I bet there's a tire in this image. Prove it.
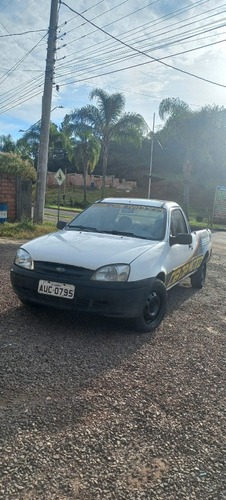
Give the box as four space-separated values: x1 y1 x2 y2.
190 260 207 289
134 279 167 333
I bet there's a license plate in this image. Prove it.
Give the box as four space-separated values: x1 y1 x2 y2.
38 280 75 299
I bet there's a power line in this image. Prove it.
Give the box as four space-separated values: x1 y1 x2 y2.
57 1 224 71
4 0 35 28
55 18 225 78
62 0 211 45
1 0 225 115
0 89 43 115
58 1 226 89
0 31 48 85
0 29 48 37
65 0 160 37
0 0 15 13
2 31 225 115
1 33 225 116
56 37 226 90
0 75 44 108
58 0 106 28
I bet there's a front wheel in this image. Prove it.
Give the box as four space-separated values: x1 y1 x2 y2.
134 279 167 333
190 260 207 289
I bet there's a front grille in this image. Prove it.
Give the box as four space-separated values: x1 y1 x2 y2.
34 261 93 280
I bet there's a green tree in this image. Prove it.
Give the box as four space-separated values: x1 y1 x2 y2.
159 98 194 215
0 152 36 181
158 99 226 213
69 88 147 198
16 125 40 167
74 126 101 203
16 122 74 172
0 134 16 153
159 97 191 124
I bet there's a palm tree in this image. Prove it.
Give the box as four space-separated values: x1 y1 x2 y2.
69 88 147 198
159 97 191 123
17 123 74 171
16 124 41 168
74 126 101 203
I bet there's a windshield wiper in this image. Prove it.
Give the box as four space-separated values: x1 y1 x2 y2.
68 225 98 232
67 226 150 239
110 230 137 237
107 230 150 239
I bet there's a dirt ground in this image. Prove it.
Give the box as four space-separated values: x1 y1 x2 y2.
0 232 225 499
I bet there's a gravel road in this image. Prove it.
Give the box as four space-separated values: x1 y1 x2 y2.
0 232 225 499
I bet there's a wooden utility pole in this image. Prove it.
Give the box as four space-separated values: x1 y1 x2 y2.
148 113 155 199
33 0 58 224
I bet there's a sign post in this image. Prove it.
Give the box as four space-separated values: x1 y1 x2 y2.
54 169 66 223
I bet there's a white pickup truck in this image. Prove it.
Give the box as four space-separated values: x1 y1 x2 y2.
11 198 212 333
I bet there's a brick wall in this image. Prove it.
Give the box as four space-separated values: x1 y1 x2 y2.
0 175 16 221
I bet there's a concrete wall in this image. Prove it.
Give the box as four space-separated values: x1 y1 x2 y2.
47 172 137 191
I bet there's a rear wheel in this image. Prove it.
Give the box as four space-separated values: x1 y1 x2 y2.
190 260 207 289
134 279 167 333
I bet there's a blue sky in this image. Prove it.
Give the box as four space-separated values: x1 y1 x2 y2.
0 0 225 140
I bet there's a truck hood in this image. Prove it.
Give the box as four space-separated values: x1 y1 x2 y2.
22 229 159 270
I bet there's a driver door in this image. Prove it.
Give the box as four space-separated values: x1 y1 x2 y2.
165 208 194 288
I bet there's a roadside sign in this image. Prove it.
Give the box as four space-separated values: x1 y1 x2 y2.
213 186 226 221
55 168 65 186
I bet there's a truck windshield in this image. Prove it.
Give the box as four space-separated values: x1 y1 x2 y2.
68 203 166 240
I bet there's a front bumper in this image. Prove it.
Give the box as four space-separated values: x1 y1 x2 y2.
10 265 152 318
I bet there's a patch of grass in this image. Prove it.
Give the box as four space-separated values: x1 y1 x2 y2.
0 221 56 239
45 185 145 208
189 218 226 231
0 216 224 240
45 206 83 213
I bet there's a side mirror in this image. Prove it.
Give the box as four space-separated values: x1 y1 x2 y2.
57 220 67 230
170 233 192 246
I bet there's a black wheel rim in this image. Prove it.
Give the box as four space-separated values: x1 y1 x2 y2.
143 291 162 324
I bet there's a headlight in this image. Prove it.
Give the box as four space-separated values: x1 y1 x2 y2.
91 264 130 282
14 248 34 270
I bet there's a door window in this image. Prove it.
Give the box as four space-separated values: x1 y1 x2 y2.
170 209 188 236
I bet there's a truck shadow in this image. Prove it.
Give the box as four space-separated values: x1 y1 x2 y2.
166 279 199 314
0 279 201 440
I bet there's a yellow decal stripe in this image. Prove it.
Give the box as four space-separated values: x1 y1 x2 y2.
167 255 203 288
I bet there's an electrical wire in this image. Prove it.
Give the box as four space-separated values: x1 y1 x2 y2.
65 0 160 37
2 20 224 114
59 1 226 89
0 0 15 13
4 0 35 29
0 89 43 115
58 0 106 28
1 0 225 115
56 37 226 90
57 1 225 70
0 74 44 106
0 31 48 85
55 17 225 77
0 29 48 37
61 0 210 43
